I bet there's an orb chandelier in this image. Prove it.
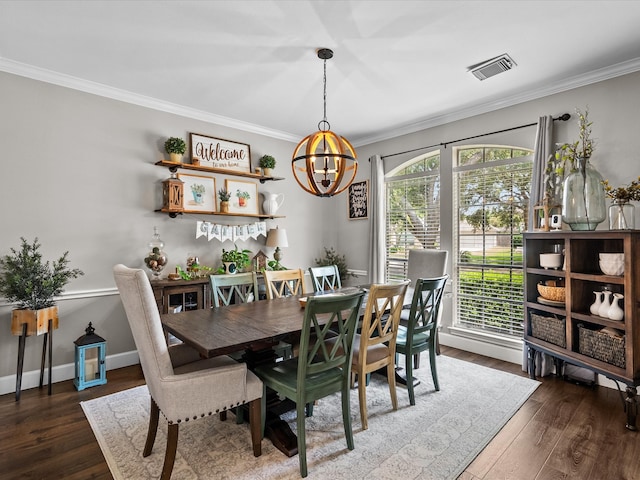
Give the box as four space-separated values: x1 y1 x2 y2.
292 48 357 197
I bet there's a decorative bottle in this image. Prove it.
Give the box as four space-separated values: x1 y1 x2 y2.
144 227 168 277
608 293 625 321
598 290 612 317
590 291 603 316
562 157 606 231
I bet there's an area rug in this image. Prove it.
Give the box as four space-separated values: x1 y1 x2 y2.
81 355 539 480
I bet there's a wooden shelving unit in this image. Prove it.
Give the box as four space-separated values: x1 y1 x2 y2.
523 231 640 430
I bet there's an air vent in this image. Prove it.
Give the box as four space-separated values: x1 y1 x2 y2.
469 54 516 81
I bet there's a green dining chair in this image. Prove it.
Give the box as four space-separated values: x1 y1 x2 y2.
395 275 448 405
210 272 259 306
309 264 342 292
253 290 365 478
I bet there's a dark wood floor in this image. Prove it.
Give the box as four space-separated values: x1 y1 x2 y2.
1 346 639 479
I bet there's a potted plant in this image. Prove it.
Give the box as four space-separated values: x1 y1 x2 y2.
164 136 186 163
314 247 355 281
218 188 231 213
236 189 251 207
0 237 84 336
221 245 252 274
259 154 276 177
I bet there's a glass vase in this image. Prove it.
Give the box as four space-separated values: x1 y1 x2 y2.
561 157 606 231
609 200 635 230
144 227 168 277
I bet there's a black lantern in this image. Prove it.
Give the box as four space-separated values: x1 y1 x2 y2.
74 323 107 391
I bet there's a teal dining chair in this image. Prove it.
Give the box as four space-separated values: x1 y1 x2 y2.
210 272 259 306
396 275 448 405
253 290 365 478
309 264 342 292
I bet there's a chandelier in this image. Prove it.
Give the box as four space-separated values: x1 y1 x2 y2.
291 48 357 197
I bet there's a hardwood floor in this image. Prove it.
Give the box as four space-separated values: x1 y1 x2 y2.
1 347 639 479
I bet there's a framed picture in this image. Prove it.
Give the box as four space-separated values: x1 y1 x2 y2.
348 180 368 220
225 179 259 215
190 132 251 174
177 173 216 213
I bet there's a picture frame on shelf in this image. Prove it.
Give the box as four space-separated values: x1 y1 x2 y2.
225 179 259 215
190 132 251 174
177 173 216 214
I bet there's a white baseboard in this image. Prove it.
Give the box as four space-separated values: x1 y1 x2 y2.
439 332 523 365
0 350 140 396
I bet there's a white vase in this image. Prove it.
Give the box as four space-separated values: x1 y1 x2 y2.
590 291 603 315
598 290 612 317
608 293 625 321
262 193 284 216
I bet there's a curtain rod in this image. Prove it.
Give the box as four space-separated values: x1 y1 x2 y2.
380 113 571 160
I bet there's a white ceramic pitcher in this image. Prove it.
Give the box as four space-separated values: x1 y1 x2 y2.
263 193 284 215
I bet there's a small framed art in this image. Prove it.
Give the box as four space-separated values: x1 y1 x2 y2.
177 173 216 214
225 179 259 215
347 180 368 220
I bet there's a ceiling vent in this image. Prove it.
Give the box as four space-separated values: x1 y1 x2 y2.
468 54 516 81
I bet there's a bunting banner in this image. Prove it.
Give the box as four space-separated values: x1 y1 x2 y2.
194 221 269 243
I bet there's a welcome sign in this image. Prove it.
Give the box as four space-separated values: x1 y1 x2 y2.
190 132 251 174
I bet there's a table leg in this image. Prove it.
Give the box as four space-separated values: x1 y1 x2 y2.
242 345 299 457
15 323 27 402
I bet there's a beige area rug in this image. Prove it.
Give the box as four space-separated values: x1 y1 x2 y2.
81 355 539 480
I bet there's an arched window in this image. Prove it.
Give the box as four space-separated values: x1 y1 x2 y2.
385 151 440 281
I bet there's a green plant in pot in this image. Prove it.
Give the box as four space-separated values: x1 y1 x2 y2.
259 154 276 177
164 136 186 163
314 247 354 281
218 188 231 213
0 237 84 336
220 245 252 274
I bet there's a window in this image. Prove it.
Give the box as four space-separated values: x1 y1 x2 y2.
385 152 440 281
453 146 532 339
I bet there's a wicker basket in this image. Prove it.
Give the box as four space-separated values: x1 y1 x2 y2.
530 313 566 347
578 324 626 368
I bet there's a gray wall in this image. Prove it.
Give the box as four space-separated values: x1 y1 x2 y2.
2 68 640 392
338 70 640 361
0 72 339 393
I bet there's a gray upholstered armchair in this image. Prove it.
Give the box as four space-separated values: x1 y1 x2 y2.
113 265 262 480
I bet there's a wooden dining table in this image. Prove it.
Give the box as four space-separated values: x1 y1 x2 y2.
161 287 367 456
160 284 418 456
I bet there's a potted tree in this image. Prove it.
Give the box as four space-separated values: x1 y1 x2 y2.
0 237 84 336
221 245 252 274
259 154 276 177
218 188 231 213
164 136 187 164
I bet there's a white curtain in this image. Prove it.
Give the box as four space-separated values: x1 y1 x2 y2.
527 115 554 231
524 115 555 376
368 154 385 283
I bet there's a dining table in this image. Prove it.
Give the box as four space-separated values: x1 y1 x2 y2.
160 284 418 456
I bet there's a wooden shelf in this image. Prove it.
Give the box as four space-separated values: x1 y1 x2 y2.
155 161 284 183
523 230 640 430
156 208 284 219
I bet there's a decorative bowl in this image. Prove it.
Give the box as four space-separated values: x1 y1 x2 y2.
539 253 562 269
599 253 624 276
537 283 566 302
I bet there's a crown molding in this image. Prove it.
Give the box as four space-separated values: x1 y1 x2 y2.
0 58 300 143
352 56 640 147
3 56 640 149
